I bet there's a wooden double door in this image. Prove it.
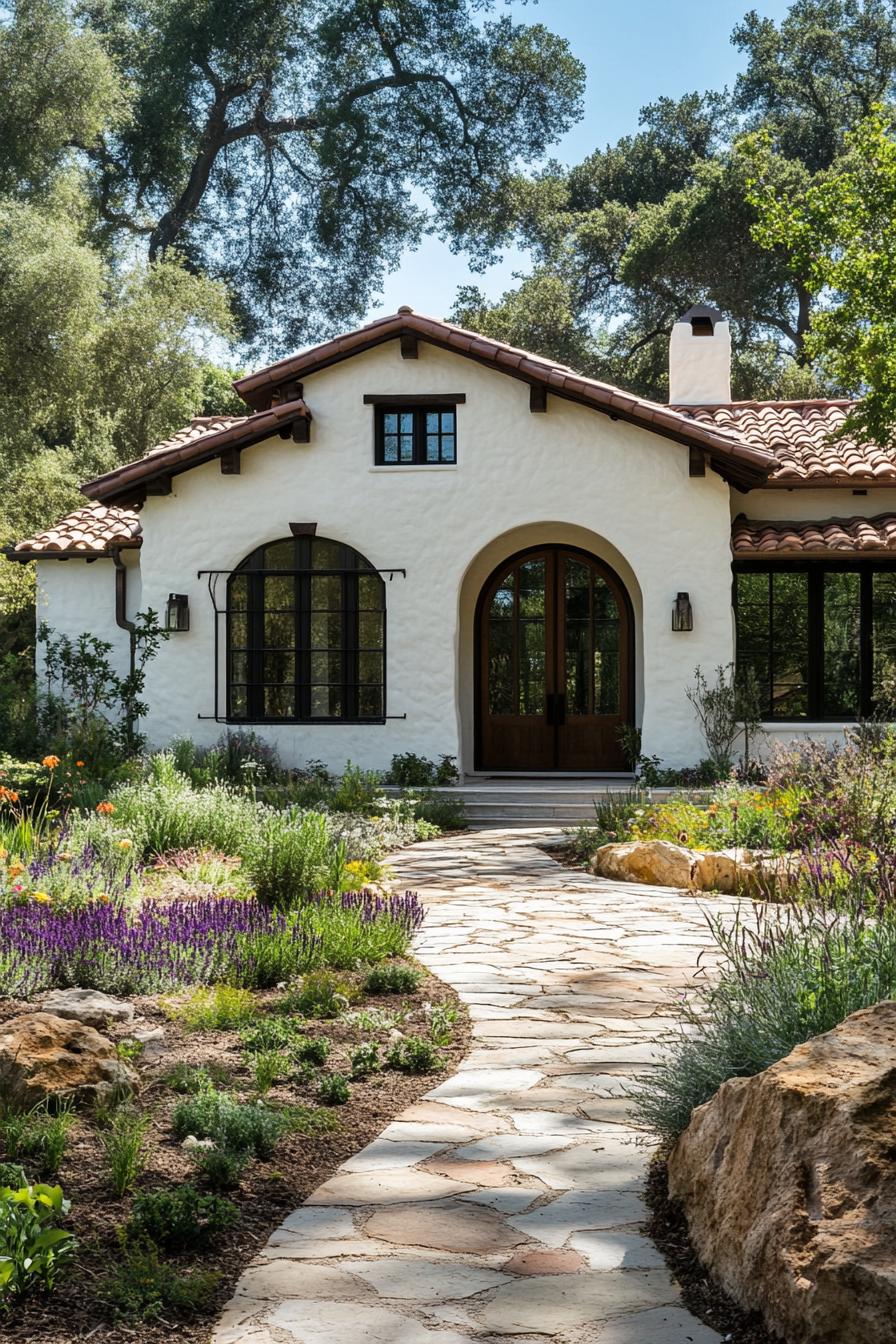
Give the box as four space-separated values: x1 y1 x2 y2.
477 546 632 772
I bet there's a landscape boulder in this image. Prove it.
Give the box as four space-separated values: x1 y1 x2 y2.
40 988 135 1029
668 1000 896 1344
590 839 799 896
0 1012 138 1108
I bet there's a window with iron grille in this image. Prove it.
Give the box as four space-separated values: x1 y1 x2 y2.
227 536 386 722
374 405 457 464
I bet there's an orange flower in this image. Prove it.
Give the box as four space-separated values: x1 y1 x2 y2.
42 755 60 769
96 801 115 815
8 862 24 878
76 761 85 769
0 787 19 803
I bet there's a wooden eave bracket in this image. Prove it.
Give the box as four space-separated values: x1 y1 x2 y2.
529 385 548 413
689 446 707 477
400 331 418 360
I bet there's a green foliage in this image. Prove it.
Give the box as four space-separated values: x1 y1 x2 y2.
386 754 458 787
171 1092 286 1158
635 889 896 1144
317 1073 350 1106
245 809 342 908
128 1184 238 1253
0 1164 26 1189
685 664 762 777
0 1103 73 1178
285 970 359 1019
363 963 421 996
101 1107 151 1197
386 1036 444 1074
411 793 468 832
251 1051 290 1094
349 1042 380 1080
100 1235 221 1321
565 789 647 859
238 1016 305 1055
108 755 262 858
172 985 259 1032
329 763 383 814
293 1036 330 1067
165 1063 231 1095
628 785 800 855
0 1182 76 1306
426 1002 459 1047
188 1144 248 1191
170 731 282 790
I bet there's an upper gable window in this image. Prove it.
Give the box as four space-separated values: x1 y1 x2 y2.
375 405 457 465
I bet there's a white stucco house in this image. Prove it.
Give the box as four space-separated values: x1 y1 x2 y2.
9 304 896 775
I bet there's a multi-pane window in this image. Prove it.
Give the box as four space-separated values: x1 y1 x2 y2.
734 564 896 720
375 405 456 464
227 536 385 723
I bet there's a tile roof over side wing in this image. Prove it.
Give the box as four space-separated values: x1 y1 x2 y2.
9 504 142 558
732 514 896 556
681 402 896 484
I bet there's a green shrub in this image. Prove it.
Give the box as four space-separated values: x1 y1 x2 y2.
285 969 359 1018
386 1036 444 1074
244 809 342 907
427 1002 459 1046
165 1063 231 1095
251 1051 290 1094
171 1092 286 1159
385 754 458 787
0 1183 76 1306
0 1163 26 1189
412 793 467 831
634 880 896 1144
100 1237 220 1321
109 754 261 858
128 1184 238 1252
239 1016 306 1055
294 1035 330 1066
188 1145 248 1191
349 1043 380 1080
0 1103 74 1178
363 963 421 995
317 1073 350 1105
0 754 47 805
330 762 383 813
101 1107 151 1197
172 985 259 1032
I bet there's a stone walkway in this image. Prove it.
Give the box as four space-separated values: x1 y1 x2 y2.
214 829 740 1344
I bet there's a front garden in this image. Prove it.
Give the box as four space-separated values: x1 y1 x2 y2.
0 738 468 1340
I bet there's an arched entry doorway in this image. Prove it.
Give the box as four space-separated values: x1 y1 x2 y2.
475 545 634 771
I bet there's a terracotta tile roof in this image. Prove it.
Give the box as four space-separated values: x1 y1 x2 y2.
732 514 896 557
232 307 777 488
679 401 896 485
9 505 142 558
84 398 312 504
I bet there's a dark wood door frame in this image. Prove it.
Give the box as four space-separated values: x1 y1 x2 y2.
473 543 636 772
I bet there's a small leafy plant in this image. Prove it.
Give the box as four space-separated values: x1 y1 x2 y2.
0 1103 74 1179
0 1183 76 1306
171 985 259 1031
251 1051 290 1095
363 962 421 995
172 1091 286 1159
285 969 359 1018
165 1063 231 1095
426 1002 459 1047
349 1042 380 1080
100 1235 220 1321
317 1073 350 1106
101 1107 151 1197
128 1184 238 1252
386 1036 444 1074
188 1145 248 1192
293 1035 330 1066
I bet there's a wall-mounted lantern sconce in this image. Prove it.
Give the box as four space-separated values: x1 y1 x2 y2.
166 593 190 632
672 591 693 632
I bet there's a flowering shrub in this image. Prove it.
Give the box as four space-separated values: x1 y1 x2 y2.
628 785 801 854
0 841 140 911
0 890 425 998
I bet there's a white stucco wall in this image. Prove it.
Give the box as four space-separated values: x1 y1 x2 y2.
113 338 735 772
34 553 137 690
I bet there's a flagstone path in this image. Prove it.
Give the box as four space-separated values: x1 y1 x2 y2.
214 828 742 1344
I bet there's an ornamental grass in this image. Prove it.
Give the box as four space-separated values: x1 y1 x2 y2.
0 890 425 998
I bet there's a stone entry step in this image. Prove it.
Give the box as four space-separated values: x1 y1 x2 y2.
382 777 642 829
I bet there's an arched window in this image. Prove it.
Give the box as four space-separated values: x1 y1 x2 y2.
227 536 385 722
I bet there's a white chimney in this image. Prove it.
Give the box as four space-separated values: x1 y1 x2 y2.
668 304 731 405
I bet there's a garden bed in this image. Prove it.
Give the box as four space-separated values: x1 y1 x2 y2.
1 963 469 1343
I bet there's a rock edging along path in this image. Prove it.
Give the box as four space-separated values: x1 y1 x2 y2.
214 828 738 1344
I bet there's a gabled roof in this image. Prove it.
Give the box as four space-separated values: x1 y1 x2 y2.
732 513 896 557
680 401 896 486
8 504 142 559
231 307 776 489
83 400 312 505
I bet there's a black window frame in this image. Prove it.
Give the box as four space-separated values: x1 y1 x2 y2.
733 559 896 722
226 535 386 725
374 403 458 465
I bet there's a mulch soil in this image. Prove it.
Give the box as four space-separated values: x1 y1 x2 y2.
645 1157 784 1344
1 965 470 1343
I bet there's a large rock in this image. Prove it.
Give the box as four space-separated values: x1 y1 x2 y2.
40 988 134 1028
668 1001 896 1344
0 1012 138 1109
591 840 799 896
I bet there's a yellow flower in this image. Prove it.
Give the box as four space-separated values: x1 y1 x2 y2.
118 839 132 851
32 891 51 903
42 755 60 769
0 847 7 860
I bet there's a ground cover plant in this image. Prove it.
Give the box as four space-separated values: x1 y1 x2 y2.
0 958 468 1340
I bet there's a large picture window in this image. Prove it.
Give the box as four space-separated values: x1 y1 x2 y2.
734 563 896 720
227 536 386 723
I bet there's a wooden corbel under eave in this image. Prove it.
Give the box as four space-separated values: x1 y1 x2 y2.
529 385 548 413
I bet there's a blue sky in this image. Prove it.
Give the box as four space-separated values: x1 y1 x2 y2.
367 0 792 321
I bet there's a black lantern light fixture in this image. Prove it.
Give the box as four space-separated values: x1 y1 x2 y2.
166 593 190 632
672 591 693 632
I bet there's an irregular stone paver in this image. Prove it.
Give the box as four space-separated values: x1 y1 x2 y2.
214 829 734 1344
